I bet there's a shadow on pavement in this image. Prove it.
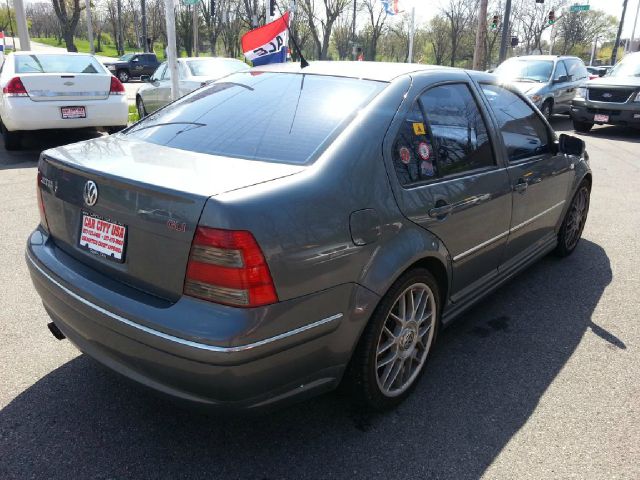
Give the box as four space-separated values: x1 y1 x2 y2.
0 240 614 479
0 129 103 170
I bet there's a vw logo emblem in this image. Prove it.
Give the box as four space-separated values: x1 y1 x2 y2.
83 180 98 207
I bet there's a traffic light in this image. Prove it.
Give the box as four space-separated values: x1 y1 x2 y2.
511 36 519 47
269 0 276 17
548 10 555 24
491 14 499 30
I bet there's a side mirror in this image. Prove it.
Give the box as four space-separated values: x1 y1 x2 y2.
140 75 150 82
554 75 569 83
559 133 585 156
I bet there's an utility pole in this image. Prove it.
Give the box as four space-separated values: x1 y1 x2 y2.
192 4 199 56
352 0 357 60
408 6 415 63
85 0 94 54
164 0 180 100
589 36 600 65
117 0 124 56
473 0 489 70
611 0 629 65
13 0 30 51
629 0 639 52
498 0 512 63
142 0 149 53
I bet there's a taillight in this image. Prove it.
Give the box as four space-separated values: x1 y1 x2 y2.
184 227 278 307
109 76 125 95
3 77 28 97
36 171 49 232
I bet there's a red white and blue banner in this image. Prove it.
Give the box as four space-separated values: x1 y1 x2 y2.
0 31 5 53
382 0 400 15
241 12 290 66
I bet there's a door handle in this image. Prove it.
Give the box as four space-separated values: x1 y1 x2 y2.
514 180 528 194
429 203 453 219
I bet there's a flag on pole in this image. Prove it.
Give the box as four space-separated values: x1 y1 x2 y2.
242 12 290 66
0 31 5 53
381 0 400 16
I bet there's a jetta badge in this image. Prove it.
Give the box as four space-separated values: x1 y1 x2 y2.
83 180 98 207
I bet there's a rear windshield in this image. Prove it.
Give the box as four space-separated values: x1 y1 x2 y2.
15 54 104 74
187 59 248 77
125 72 386 165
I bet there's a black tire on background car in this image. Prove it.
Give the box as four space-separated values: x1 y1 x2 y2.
1 120 22 151
117 70 130 83
136 96 147 119
555 181 590 257
346 268 441 411
572 120 593 133
540 100 553 121
106 126 127 135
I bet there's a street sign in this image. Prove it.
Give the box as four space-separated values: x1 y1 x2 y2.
181 0 199 5
569 5 590 12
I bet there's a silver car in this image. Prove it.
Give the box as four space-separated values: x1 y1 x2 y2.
136 57 248 118
27 62 591 412
494 55 588 119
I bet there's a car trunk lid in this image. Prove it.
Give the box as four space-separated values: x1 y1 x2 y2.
38 136 305 301
20 73 111 102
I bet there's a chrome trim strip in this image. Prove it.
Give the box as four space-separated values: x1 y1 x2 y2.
30 90 109 97
453 230 509 262
509 200 565 233
452 200 565 262
26 252 343 353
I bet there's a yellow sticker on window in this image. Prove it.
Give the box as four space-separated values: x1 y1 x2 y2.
412 122 426 135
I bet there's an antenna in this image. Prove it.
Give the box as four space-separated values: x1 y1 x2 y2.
274 1 309 68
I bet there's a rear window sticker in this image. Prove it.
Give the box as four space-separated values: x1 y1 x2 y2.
412 122 426 136
421 160 435 177
399 146 412 164
418 142 431 160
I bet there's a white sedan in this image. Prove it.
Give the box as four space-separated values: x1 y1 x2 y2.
0 52 129 150
136 57 248 118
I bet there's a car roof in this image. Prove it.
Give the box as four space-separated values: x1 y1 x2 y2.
10 51 97 57
251 61 455 82
180 57 246 63
507 55 580 61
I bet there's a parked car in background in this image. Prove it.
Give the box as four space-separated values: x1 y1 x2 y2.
586 65 612 80
571 52 640 132
104 53 160 83
0 52 128 150
28 62 591 412
135 57 248 117
493 55 588 119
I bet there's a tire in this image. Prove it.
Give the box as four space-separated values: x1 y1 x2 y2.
346 268 441 411
1 121 22 151
555 182 590 257
540 100 553 121
572 120 593 133
136 96 146 119
107 126 126 135
117 70 130 83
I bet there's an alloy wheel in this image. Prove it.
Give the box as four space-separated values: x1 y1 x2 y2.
565 186 589 251
375 283 436 397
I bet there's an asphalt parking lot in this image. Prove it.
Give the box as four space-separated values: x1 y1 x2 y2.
0 119 638 479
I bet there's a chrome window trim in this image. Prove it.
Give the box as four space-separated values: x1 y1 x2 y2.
26 252 343 354
452 200 565 262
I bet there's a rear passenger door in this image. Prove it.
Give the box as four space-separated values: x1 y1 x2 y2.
478 83 575 272
386 75 512 301
552 61 572 112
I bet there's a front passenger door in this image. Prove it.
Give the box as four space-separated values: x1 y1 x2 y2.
130 55 145 77
479 84 575 272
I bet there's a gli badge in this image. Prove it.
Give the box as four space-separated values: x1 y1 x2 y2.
83 180 99 207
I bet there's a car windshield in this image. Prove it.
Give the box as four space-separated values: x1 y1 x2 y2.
125 72 386 165
14 54 103 74
187 59 248 77
119 54 134 62
494 59 554 82
607 55 640 77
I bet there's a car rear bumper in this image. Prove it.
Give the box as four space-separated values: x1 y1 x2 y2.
26 229 378 411
570 100 640 126
2 96 128 131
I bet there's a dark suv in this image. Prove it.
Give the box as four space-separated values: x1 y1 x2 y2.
571 52 640 132
104 53 160 83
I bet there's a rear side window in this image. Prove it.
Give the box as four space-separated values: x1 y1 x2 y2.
15 54 103 74
481 84 551 162
126 72 385 165
565 59 587 80
391 83 494 186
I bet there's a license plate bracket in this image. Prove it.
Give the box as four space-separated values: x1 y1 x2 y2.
79 212 127 263
594 113 609 123
61 106 86 119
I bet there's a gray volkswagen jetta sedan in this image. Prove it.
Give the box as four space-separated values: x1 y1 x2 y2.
26 62 591 412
